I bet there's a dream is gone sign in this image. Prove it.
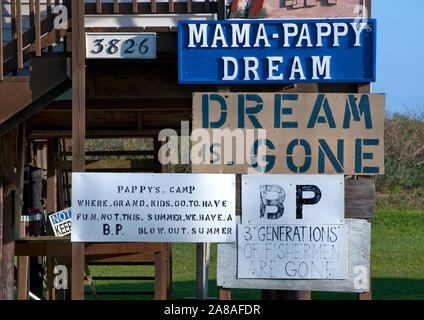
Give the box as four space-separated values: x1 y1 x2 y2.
192 93 385 175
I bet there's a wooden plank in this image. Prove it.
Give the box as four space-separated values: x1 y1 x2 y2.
154 251 167 300
168 0 174 13
10 0 17 46
187 0 192 13
151 0 157 13
217 218 371 293
87 253 156 263
133 0 138 13
55 159 156 171
17 256 30 300
0 140 3 287
47 0 53 51
59 150 154 157
218 287 231 300
16 0 23 68
345 180 375 219
0 1 3 81
71 0 86 301
15 242 72 257
114 0 119 13
96 0 102 14
43 98 192 112
35 0 42 56
85 242 163 255
89 276 154 281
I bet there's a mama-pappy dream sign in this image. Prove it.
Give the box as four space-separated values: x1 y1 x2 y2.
178 19 376 84
71 173 236 243
237 175 346 279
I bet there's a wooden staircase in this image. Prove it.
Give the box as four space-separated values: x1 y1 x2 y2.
0 1 71 135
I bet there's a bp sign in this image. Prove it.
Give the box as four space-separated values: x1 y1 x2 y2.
237 175 347 280
178 19 376 84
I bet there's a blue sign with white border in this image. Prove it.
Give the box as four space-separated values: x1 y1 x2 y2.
178 19 376 84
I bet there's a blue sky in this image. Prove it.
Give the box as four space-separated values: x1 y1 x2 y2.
372 0 424 115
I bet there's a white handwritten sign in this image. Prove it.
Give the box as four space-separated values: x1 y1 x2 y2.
237 175 347 279
237 223 347 279
71 173 236 243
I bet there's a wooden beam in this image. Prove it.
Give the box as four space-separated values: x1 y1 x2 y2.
35 0 42 56
16 0 24 68
0 78 71 137
42 98 192 112
27 129 166 139
71 0 86 301
0 1 3 81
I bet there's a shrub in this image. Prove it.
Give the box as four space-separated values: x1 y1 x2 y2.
375 111 424 193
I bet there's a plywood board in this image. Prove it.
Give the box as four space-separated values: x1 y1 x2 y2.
192 93 385 175
217 218 370 292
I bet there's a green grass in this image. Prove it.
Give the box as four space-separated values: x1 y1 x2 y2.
82 208 424 300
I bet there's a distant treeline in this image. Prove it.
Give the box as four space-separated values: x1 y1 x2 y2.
375 112 424 193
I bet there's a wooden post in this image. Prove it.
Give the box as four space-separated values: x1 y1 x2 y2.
0 128 17 300
45 139 57 300
0 137 3 298
17 256 29 300
218 287 231 300
356 0 373 300
161 141 172 300
46 139 57 216
71 0 86 301
16 124 29 300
